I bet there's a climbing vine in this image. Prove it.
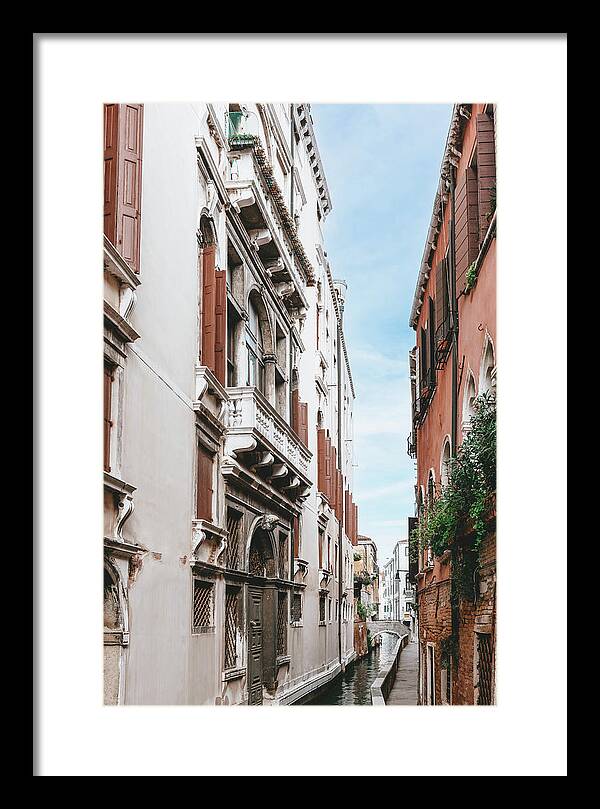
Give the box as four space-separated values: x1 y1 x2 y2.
410 392 496 601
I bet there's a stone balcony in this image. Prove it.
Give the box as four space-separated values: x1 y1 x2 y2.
224 386 312 499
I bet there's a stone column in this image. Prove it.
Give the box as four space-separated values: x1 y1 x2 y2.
263 353 277 408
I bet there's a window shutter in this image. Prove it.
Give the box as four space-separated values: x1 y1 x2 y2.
196 444 214 521
201 245 216 370
330 445 337 511
116 104 143 273
293 515 300 558
291 389 300 435
476 112 496 242
103 104 119 245
353 503 358 545
345 490 351 540
325 436 333 502
428 297 436 377
337 471 343 522
455 166 479 292
103 364 113 472
317 429 326 493
299 401 309 446
435 259 450 344
214 269 226 386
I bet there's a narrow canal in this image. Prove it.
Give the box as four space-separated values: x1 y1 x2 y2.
307 632 398 705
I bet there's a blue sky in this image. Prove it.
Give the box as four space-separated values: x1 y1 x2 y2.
311 104 452 565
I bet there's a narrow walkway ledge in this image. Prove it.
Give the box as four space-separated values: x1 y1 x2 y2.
370 627 410 705
384 638 419 705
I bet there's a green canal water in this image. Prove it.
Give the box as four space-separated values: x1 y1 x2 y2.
306 632 398 705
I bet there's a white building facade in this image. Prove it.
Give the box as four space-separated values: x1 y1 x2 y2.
381 539 415 632
103 102 359 705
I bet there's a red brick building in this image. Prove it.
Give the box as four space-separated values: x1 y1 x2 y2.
408 104 496 705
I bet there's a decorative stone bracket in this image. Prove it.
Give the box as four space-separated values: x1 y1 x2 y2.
293 558 309 582
191 520 229 565
319 568 333 589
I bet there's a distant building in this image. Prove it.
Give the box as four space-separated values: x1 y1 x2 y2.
381 539 414 632
353 535 379 620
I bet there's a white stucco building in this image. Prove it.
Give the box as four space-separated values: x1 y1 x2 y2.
381 539 415 632
103 102 359 705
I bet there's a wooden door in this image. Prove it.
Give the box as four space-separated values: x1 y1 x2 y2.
248 587 263 705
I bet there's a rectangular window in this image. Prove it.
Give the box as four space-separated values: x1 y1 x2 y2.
291 592 302 624
196 444 214 521
224 586 240 669
318 528 324 569
328 597 332 623
427 644 435 705
192 579 214 633
476 633 493 705
278 533 289 579
227 300 238 387
319 593 326 624
103 363 114 472
277 591 288 656
226 508 242 570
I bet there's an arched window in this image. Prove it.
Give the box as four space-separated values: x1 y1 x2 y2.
427 470 436 509
479 335 496 397
440 437 451 490
247 295 265 394
462 372 477 434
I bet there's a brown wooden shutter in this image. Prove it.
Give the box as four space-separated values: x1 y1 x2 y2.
336 471 343 522
344 490 351 539
325 436 333 502
354 504 358 545
116 104 143 273
214 269 226 385
201 245 216 370
299 401 309 446
103 104 119 245
196 444 214 521
103 364 113 472
428 297 436 376
291 389 300 435
420 326 428 389
455 166 479 292
330 445 337 511
435 259 450 344
293 515 300 558
476 112 496 242
317 429 326 493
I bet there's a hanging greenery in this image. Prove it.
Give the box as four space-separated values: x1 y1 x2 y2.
410 392 496 601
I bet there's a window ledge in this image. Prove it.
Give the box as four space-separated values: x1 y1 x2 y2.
290 620 303 628
222 667 246 682
276 655 291 667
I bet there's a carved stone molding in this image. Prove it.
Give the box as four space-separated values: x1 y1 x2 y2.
294 558 309 582
259 513 280 532
224 432 258 460
191 519 228 565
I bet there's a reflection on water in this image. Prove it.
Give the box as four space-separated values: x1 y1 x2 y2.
307 632 398 705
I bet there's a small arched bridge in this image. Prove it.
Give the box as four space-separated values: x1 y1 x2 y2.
367 620 410 641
